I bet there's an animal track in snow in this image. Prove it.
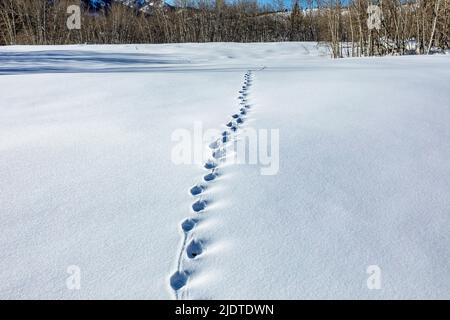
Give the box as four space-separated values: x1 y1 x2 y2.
170 70 259 300
222 135 229 143
204 160 217 170
192 199 207 212
221 131 230 143
190 184 205 196
204 172 217 182
187 239 203 259
170 271 188 291
181 218 197 232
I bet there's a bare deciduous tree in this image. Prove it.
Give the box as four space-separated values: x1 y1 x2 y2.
0 0 448 57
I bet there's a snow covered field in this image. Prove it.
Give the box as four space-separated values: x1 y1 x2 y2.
0 43 449 299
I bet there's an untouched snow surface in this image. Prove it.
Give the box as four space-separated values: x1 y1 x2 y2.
0 43 449 299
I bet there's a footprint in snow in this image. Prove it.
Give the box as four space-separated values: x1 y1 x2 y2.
204 172 217 182
236 118 244 124
170 271 188 291
190 184 205 196
181 218 197 232
221 131 229 143
222 135 229 143
192 200 207 212
187 240 203 259
232 114 240 119
204 160 217 170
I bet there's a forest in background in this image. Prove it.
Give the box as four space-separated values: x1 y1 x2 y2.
0 0 448 57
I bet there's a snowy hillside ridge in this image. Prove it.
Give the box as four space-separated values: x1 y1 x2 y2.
85 0 166 11
0 43 449 299
115 0 165 10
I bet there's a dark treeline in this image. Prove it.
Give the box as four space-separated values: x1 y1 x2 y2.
0 0 448 57
0 0 320 44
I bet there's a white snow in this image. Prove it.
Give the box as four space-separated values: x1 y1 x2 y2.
0 43 449 299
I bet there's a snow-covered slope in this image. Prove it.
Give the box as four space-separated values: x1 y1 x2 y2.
0 43 449 299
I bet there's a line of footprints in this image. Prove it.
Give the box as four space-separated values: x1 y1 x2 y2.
169 71 254 297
